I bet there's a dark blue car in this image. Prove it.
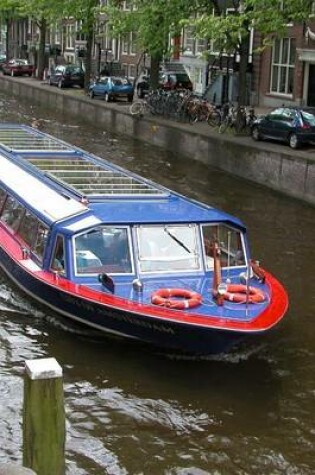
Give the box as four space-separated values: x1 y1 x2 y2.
88 76 134 102
252 106 315 149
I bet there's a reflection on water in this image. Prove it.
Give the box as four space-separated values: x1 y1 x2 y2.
0 94 314 474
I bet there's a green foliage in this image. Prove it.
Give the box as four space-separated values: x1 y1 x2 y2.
0 0 22 20
193 0 313 50
103 0 196 58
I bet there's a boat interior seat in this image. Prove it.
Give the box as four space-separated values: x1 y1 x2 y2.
76 250 102 270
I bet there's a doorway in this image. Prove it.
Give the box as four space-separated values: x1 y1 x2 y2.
307 64 315 106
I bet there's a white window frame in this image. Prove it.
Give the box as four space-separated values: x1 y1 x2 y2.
123 1 132 11
270 37 295 96
121 32 137 55
130 32 137 55
65 24 75 50
121 35 129 55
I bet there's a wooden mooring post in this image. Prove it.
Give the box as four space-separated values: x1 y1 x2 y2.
0 464 37 474
23 358 65 475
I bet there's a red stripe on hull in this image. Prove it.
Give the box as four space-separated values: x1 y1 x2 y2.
0 226 288 333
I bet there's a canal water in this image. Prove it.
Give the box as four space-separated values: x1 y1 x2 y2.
0 94 314 474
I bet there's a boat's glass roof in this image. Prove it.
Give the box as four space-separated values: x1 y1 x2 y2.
27 156 167 197
0 126 73 153
0 125 168 198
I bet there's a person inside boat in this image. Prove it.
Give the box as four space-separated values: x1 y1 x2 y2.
51 236 65 273
108 230 131 271
74 227 131 273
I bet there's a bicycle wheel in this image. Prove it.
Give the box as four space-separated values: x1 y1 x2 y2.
207 112 221 127
130 101 144 116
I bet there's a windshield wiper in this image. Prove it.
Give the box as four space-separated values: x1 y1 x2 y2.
163 227 191 254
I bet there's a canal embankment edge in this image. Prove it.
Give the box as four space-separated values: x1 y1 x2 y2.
1 76 314 207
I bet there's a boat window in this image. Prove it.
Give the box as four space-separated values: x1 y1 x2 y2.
33 223 49 263
0 188 6 214
18 210 39 248
0 194 25 232
137 225 200 273
51 235 65 274
201 224 245 269
74 226 132 274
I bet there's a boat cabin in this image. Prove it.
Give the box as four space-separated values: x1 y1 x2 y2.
0 125 248 298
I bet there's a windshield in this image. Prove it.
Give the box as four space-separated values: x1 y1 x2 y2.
201 224 245 269
137 225 200 273
301 110 315 126
74 226 132 275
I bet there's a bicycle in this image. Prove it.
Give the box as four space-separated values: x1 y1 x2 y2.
207 104 224 128
218 104 236 134
234 106 257 135
129 98 155 117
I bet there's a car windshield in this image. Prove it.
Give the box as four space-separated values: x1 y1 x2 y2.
301 110 315 126
10 59 28 65
112 78 130 85
67 66 82 73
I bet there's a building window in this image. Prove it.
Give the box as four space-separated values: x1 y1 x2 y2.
270 37 295 95
183 26 195 54
65 24 75 50
53 22 62 45
121 35 129 55
121 32 137 55
76 21 87 42
130 32 137 55
123 1 132 10
183 25 206 56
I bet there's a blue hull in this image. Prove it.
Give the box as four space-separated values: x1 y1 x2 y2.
0 248 246 355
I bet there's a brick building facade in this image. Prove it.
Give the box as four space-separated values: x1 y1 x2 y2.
256 20 315 108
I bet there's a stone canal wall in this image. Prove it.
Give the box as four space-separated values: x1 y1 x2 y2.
1 76 314 206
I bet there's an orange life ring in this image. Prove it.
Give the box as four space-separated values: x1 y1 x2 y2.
151 288 202 310
222 284 265 304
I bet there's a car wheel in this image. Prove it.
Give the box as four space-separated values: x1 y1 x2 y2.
89 90 94 99
127 95 133 103
289 133 299 149
252 126 261 141
104 92 110 102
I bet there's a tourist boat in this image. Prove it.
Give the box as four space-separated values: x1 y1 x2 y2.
0 124 288 355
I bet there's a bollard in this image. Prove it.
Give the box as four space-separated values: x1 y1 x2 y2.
23 358 65 475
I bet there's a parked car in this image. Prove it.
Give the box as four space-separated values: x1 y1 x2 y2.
252 106 315 149
88 76 134 102
2 59 34 77
159 71 193 91
136 71 193 98
49 64 85 89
